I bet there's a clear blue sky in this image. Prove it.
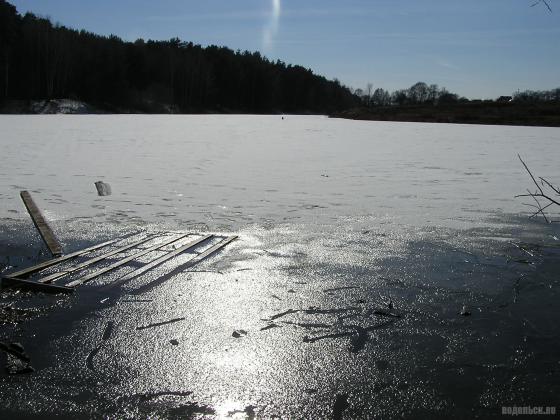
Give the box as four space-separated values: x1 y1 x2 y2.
9 0 560 98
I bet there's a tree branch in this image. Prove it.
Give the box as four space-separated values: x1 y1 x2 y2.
527 189 550 223
539 177 560 195
531 0 553 12
518 154 544 195
516 155 559 222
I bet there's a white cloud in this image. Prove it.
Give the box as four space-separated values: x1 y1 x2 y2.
262 0 281 51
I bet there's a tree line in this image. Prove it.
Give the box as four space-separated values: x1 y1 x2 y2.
355 82 468 107
354 82 560 108
0 0 359 113
513 88 560 103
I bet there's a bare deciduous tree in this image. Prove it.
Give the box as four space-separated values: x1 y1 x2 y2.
366 83 373 106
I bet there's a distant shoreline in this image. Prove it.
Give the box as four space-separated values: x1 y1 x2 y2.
330 102 560 127
3 99 560 128
0 99 319 116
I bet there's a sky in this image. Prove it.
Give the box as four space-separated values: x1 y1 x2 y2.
8 0 560 99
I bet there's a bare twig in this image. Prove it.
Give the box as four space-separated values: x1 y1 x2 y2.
531 0 553 12
521 202 555 219
539 177 560 195
530 202 555 218
518 155 544 195
528 189 549 223
517 155 559 222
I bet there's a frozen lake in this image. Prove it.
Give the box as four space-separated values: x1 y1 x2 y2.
1 115 559 229
1 115 559 418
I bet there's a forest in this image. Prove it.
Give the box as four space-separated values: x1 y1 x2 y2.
0 0 359 113
1 0 558 117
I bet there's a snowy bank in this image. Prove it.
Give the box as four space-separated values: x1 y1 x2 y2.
1 99 97 114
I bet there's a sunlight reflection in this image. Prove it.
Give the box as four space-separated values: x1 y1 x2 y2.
211 347 260 372
214 399 251 419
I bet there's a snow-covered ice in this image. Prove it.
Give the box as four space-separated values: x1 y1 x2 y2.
0 114 558 228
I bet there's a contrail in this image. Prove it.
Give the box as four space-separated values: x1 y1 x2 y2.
263 0 281 51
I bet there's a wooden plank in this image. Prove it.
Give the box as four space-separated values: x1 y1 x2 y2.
1 276 73 294
66 234 210 287
109 234 218 286
108 235 237 291
35 235 157 284
20 191 63 256
136 317 185 330
4 239 117 279
185 235 238 267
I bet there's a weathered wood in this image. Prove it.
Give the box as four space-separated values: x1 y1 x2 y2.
66 234 209 287
20 191 63 256
108 234 216 286
118 235 237 289
1 276 73 294
111 235 237 289
136 317 186 330
35 235 156 284
188 235 238 266
4 239 117 279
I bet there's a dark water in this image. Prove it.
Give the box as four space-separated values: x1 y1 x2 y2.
1 214 559 419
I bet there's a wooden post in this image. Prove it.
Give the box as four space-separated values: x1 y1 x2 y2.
20 191 63 257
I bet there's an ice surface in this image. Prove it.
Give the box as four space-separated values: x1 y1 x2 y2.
0 115 558 229
1 116 560 418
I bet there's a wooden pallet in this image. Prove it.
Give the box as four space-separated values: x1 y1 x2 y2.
1 233 237 294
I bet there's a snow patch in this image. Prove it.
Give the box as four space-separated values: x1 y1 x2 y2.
30 99 94 114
